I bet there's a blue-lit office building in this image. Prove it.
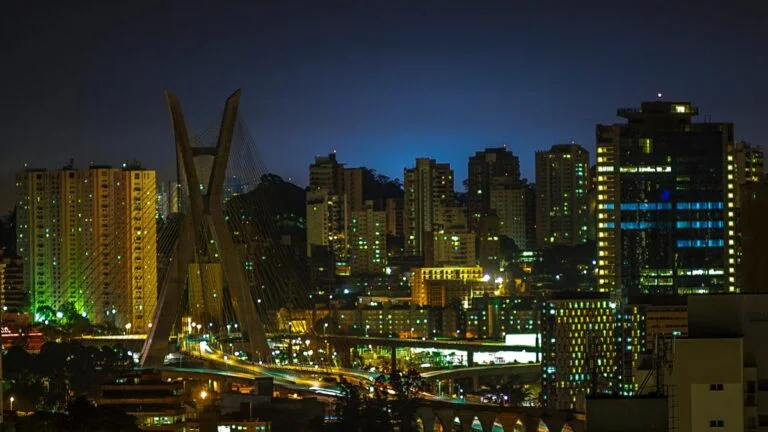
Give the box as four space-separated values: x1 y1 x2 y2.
595 101 736 297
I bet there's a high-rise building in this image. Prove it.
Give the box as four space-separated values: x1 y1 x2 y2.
541 294 644 411
739 182 768 292
123 169 158 333
385 197 404 237
428 230 476 267
489 179 535 250
535 143 590 247
342 167 364 213
348 200 386 274
305 189 346 259
403 158 453 257
595 101 736 297
16 166 157 329
476 214 501 272
467 147 521 229
732 141 764 292
156 181 170 219
309 152 343 192
733 141 764 186
306 154 367 275
1 257 25 313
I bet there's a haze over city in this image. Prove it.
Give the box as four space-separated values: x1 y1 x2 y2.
2 2 768 431
2 1 767 209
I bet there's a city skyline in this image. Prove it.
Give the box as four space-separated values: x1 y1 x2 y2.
2 1 767 210
5 3 768 430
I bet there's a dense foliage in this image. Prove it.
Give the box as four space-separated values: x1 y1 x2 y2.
2 342 134 412
331 369 424 432
4 395 139 432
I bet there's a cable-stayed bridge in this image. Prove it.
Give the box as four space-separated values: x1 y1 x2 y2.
107 90 584 431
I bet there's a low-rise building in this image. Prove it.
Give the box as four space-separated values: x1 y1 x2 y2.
410 266 483 307
97 371 186 431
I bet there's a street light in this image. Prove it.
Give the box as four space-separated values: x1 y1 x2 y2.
200 390 208 400
324 323 328 335
9 396 14 411
124 322 132 334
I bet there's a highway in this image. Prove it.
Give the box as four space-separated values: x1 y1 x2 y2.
181 342 378 398
77 333 523 404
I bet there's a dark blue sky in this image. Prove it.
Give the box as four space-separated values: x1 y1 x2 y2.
2 1 767 209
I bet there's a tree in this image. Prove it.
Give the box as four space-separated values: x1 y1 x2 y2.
388 369 424 432
332 378 391 432
334 380 363 432
9 396 139 431
35 305 56 322
487 375 533 407
65 395 141 431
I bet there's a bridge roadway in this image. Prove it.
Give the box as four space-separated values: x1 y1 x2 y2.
74 337 580 430
422 363 540 393
142 363 583 432
311 334 538 368
168 353 583 432
74 334 540 391
77 333 536 352
76 333 539 369
313 334 534 353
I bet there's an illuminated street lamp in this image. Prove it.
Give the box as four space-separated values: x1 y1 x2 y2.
9 396 14 411
200 390 208 400
124 322 132 334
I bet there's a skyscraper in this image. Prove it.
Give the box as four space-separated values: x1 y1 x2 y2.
306 153 360 276
732 141 764 292
535 143 590 247
16 165 157 329
595 101 735 297
403 158 453 257
123 168 158 333
467 147 520 229
342 167 364 213
348 200 386 274
489 178 535 250
305 189 346 259
309 152 343 192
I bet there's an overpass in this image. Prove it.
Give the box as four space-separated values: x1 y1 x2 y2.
74 333 539 368
422 363 540 393
314 334 539 367
136 364 581 432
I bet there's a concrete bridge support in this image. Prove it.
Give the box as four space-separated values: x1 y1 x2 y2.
471 373 481 392
435 409 456 432
415 407 435 432
496 413 525 431
475 412 498 432
412 401 584 432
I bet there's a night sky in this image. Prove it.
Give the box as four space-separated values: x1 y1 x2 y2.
2 1 767 210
